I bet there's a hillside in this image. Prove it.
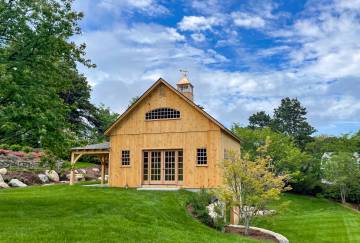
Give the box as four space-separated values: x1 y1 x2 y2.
1 185 359 243
254 193 360 243
0 185 259 243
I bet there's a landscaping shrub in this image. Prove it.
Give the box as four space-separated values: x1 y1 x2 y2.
40 150 58 170
22 146 33 153
0 144 10 150
187 189 225 230
9 144 22 151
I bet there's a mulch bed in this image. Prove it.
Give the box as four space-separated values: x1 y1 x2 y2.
186 204 279 242
225 225 278 242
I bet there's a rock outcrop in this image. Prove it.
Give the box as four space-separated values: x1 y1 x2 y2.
0 168 7 175
45 170 59 182
38 174 49 183
8 179 27 187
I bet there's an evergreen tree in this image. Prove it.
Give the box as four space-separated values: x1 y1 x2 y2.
248 111 272 129
271 98 316 149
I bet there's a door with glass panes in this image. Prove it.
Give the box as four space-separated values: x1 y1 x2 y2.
142 150 183 185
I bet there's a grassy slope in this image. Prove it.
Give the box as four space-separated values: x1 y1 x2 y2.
253 193 360 243
0 185 259 243
62 161 97 169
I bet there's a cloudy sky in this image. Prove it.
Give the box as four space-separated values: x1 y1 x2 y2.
73 0 360 135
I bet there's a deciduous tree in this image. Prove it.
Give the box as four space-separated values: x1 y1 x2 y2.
214 140 290 235
0 0 94 155
322 152 360 203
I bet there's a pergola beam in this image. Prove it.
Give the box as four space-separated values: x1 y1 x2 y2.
69 150 109 186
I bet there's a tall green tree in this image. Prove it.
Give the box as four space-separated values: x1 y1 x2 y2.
89 104 119 143
232 124 310 178
305 134 358 158
0 0 93 156
59 72 96 137
248 111 272 129
271 98 316 149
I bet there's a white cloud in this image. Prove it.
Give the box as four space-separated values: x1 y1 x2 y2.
231 12 266 28
98 0 169 16
336 0 360 10
178 16 222 31
114 24 184 45
256 46 291 57
75 0 360 135
191 33 206 42
268 2 360 82
190 0 225 15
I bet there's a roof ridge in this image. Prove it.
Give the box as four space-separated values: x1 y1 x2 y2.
104 78 240 143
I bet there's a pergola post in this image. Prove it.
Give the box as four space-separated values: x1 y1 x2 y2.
100 156 106 185
70 152 82 185
70 152 75 186
69 143 110 186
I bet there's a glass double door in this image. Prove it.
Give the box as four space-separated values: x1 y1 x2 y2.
143 150 183 185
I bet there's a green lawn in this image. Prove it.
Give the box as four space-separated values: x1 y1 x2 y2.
1 186 359 243
62 161 98 169
0 185 259 243
253 193 360 243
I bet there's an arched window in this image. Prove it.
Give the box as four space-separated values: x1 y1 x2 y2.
145 108 180 120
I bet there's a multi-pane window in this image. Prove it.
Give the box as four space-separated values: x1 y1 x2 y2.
121 150 130 166
164 151 176 181
145 108 180 120
197 148 207 165
143 151 149 181
151 151 161 180
178 151 183 181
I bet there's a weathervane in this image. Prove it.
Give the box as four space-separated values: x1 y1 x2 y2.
179 69 189 77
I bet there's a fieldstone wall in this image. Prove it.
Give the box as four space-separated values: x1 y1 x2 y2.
0 150 63 170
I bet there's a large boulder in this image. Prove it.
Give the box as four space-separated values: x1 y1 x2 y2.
0 168 7 175
0 174 4 182
75 173 85 181
38 174 49 183
98 175 109 181
8 179 27 187
45 170 59 182
79 169 87 174
66 173 85 182
92 167 100 173
0 182 9 189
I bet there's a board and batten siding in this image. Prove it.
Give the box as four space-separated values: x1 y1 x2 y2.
108 83 239 188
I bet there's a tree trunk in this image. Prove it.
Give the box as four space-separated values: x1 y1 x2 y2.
244 214 250 235
340 186 347 204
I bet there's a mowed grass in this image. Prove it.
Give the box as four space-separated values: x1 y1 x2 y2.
253 193 360 243
62 161 98 169
1 186 359 243
0 185 260 243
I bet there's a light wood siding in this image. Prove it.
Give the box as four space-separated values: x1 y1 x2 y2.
221 132 241 159
108 83 237 188
218 132 241 185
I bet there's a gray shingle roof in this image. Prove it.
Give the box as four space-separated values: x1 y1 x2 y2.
71 142 110 151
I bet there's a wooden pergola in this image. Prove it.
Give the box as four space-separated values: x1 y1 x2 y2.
70 142 110 185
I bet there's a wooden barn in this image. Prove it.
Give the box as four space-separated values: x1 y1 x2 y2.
70 76 240 189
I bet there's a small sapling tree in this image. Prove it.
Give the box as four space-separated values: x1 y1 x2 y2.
214 138 290 235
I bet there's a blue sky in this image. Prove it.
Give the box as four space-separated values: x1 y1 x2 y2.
73 0 360 136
